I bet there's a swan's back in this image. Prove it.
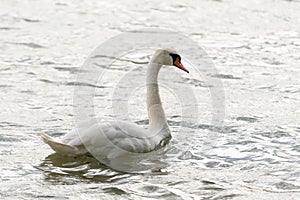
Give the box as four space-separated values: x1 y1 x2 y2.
42 120 170 158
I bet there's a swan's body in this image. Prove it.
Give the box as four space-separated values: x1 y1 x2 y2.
42 48 189 158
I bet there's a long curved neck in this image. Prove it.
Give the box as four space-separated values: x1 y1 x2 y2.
146 60 168 132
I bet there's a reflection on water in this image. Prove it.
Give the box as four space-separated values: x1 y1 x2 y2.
1 0 300 199
39 144 171 177
39 153 123 184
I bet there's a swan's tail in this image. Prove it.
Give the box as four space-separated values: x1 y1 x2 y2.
41 133 82 156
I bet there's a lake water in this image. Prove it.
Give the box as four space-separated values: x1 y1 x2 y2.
0 0 299 199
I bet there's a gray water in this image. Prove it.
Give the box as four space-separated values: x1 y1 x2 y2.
1 0 300 199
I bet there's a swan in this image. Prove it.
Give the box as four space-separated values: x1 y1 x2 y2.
41 48 189 159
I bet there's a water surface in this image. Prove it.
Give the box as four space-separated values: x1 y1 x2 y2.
0 0 299 199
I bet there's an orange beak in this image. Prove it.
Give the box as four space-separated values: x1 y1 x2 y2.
174 57 189 73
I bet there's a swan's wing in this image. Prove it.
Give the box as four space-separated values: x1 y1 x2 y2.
62 121 160 158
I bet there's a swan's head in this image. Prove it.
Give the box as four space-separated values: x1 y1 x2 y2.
152 48 189 73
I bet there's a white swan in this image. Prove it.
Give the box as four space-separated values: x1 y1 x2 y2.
41 48 189 158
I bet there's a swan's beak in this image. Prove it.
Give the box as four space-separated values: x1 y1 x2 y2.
174 58 189 73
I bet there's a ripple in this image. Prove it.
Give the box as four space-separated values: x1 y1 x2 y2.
257 84 300 93
40 61 56 65
236 116 259 123
0 27 18 30
0 121 26 128
129 184 184 199
38 78 57 84
7 42 46 49
275 181 300 190
22 18 40 23
53 66 79 73
0 84 13 88
102 187 127 195
182 77 210 87
255 130 292 139
178 151 203 160
211 74 242 80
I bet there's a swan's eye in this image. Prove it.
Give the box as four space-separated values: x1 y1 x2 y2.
169 53 189 73
169 53 181 64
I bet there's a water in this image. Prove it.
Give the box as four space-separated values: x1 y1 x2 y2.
1 0 300 199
